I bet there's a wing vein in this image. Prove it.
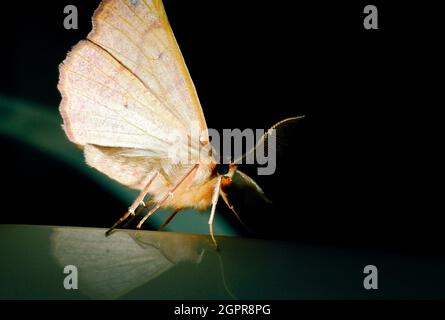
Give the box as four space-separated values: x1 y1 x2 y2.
85 39 186 129
64 67 170 145
72 89 171 145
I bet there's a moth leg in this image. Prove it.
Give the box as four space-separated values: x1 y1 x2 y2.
158 209 182 231
126 172 172 229
105 171 159 236
220 191 243 225
136 164 199 229
121 200 151 229
209 176 222 250
220 191 253 234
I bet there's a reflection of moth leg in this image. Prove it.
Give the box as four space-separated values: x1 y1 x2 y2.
159 209 182 231
136 164 200 229
106 171 159 236
209 176 222 250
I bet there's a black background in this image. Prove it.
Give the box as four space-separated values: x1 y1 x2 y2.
0 1 443 255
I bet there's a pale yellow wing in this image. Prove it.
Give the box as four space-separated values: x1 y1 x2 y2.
84 144 159 189
58 0 209 187
87 0 207 133
59 40 184 151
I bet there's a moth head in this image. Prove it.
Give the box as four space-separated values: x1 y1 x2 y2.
216 163 237 186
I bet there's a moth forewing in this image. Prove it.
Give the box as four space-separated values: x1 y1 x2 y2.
58 1 212 230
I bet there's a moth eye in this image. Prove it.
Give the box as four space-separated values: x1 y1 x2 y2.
217 164 230 176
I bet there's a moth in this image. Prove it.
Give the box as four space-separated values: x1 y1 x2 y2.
58 0 299 248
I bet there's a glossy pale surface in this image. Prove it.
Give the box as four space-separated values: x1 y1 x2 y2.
1 225 444 299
